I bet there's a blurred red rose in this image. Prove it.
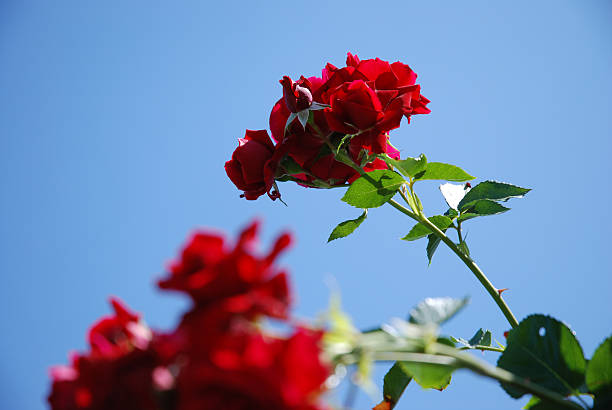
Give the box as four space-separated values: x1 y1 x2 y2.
48 299 167 410
158 220 292 320
175 327 329 410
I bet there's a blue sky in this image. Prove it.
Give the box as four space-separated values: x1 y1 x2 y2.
1 1 611 409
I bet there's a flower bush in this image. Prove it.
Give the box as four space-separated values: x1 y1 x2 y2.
50 53 612 410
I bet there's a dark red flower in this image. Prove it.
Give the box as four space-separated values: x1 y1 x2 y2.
324 80 403 154
225 129 280 200
175 327 329 410
270 76 327 143
342 52 430 119
227 53 430 198
48 300 167 410
87 297 151 358
281 75 313 113
158 221 292 320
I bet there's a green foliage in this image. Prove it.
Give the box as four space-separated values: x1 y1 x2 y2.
426 234 442 265
297 109 309 128
335 133 353 155
402 215 453 241
323 293 358 349
458 181 530 210
341 170 405 208
408 297 469 326
387 154 428 178
453 328 493 349
586 336 612 408
382 362 412 405
468 328 492 347
327 210 367 242
397 337 457 390
457 240 470 257
497 315 586 398
280 155 306 175
457 199 510 222
522 396 560 410
414 162 475 182
399 360 454 390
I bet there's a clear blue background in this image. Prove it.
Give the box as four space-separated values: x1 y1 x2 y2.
1 1 611 409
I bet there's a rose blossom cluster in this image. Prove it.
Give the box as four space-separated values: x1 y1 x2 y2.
225 52 430 200
48 221 330 410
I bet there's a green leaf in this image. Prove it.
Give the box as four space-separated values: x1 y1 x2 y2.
426 234 442 265
470 328 492 347
382 362 412 405
402 215 453 241
457 241 470 257
453 328 494 349
327 210 367 242
284 112 297 133
414 162 475 182
522 396 560 410
387 154 428 178
408 297 469 326
458 180 531 210
457 199 510 222
309 101 329 111
280 155 305 176
398 360 454 390
323 293 358 348
397 337 457 390
497 314 587 398
445 208 459 219
297 109 309 129
586 336 612 400
341 170 405 208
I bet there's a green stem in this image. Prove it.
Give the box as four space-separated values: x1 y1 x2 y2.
456 221 464 243
369 345 583 410
388 198 519 329
328 143 520 329
458 345 505 353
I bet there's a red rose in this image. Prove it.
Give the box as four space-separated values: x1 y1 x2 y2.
48 350 164 410
48 299 165 410
281 75 313 113
270 75 327 143
158 220 292 320
175 327 329 410
228 53 431 198
344 52 430 119
324 80 403 154
225 129 278 200
87 297 151 358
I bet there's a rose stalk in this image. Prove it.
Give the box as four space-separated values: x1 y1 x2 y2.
225 52 519 329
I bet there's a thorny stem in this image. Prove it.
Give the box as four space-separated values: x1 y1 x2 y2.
388 198 519 329
363 344 583 410
334 339 583 409
456 221 464 243
325 136 520 328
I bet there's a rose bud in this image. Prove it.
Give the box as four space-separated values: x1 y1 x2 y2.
281 75 313 113
225 130 276 200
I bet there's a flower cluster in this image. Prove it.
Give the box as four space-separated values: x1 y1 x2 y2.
48 221 330 410
225 52 430 200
